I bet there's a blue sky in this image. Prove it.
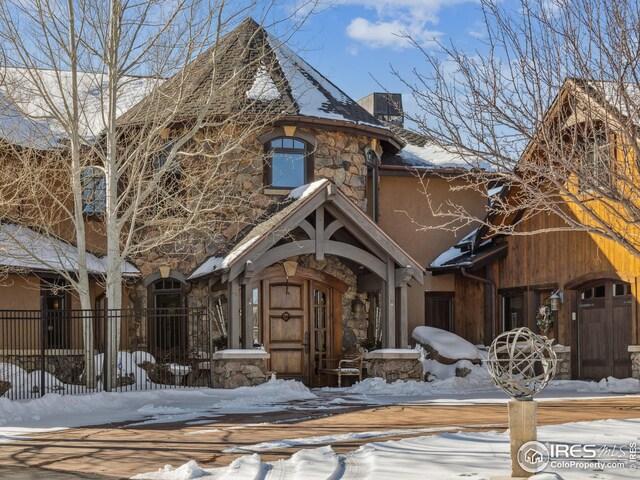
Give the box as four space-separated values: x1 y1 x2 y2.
271 0 487 120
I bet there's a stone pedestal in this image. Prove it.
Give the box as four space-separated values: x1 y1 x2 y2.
209 349 270 389
509 399 537 479
629 346 640 380
365 349 422 382
551 345 571 380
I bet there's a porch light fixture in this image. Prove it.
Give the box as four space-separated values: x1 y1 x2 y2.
283 260 298 293
549 291 563 312
159 265 171 278
283 260 298 278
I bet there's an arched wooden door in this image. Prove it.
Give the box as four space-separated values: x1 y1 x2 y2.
262 275 337 386
578 280 632 379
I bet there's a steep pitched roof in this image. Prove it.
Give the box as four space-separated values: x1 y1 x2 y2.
120 19 391 133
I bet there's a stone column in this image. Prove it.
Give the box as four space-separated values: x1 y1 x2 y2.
551 345 571 380
629 346 640 380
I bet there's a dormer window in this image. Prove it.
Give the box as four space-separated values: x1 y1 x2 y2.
264 137 313 189
577 128 611 191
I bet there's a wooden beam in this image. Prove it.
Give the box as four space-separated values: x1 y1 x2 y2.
241 260 255 285
251 240 388 280
315 207 325 261
227 278 241 348
383 257 396 348
395 268 411 348
299 219 315 240
395 267 413 288
323 219 344 240
398 284 408 347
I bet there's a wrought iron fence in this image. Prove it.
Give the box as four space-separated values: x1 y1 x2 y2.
0 306 214 399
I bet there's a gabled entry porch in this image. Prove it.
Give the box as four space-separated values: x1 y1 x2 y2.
189 180 424 385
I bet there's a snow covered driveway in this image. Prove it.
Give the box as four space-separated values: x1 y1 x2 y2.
0 388 639 479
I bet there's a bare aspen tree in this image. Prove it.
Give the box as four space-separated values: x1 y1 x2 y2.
0 0 319 389
399 0 640 255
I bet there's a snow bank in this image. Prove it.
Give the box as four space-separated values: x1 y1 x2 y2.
551 376 640 394
412 326 481 360
134 417 640 479
0 379 315 433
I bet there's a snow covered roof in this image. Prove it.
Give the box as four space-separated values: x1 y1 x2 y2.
0 68 160 149
382 123 490 171
121 19 394 137
0 223 139 276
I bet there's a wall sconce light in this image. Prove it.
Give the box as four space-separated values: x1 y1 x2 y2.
283 260 298 278
352 298 364 316
283 260 298 293
549 290 563 312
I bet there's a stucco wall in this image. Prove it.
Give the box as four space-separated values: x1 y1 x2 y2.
377 174 486 342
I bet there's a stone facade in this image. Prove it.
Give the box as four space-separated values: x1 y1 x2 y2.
629 346 640 380
366 351 423 382
552 345 571 381
126 127 378 351
210 358 268 389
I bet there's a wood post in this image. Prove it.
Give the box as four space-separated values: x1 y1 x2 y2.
241 284 252 348
509 399 537 478
227 279 241 348
383 258 396 348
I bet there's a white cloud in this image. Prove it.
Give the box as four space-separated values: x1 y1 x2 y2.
341 0 477 50
346 17 440 50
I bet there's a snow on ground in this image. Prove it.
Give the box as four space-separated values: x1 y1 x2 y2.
0 379 315 439
133 417 640 479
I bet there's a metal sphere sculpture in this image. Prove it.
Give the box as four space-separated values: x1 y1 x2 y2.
487 327 557 400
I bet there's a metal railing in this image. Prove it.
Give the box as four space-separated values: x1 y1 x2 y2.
0 306 214 399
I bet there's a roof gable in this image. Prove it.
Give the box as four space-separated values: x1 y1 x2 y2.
189 179 423 283
120 18 387 131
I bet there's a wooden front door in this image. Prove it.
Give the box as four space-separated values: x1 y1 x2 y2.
578 281 632 379
262 275 337 386
265 279 310 383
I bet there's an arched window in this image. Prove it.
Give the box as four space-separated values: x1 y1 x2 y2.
264 137 313 189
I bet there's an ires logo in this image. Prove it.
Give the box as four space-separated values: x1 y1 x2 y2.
518 441 550 473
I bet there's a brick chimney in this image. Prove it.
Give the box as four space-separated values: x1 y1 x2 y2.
357 92 403 125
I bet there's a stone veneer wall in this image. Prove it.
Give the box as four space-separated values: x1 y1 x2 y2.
552 345 571 381
297 254 368 350
367 358 423 382
128 126 377 336
210 358 268 388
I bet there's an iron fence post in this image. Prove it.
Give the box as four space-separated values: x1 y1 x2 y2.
103 298 109 392
39 295 46 398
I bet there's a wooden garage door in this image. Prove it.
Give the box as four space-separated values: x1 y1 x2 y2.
578 281 632 379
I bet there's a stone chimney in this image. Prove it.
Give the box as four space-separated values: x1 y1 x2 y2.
357 92 403 125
